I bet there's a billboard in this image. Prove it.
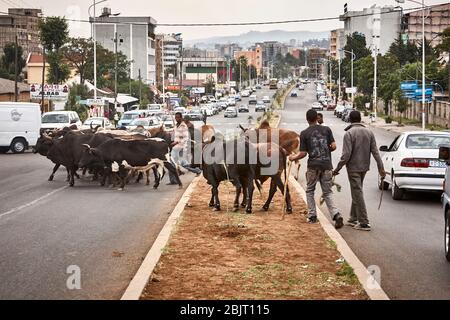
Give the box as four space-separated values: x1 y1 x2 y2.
30 84 69 101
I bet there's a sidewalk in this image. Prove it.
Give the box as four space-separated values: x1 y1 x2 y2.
362 116 424 134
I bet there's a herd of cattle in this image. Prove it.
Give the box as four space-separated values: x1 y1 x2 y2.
33 121 301 214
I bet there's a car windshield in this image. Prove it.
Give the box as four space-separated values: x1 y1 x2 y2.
42 114 69 124
122 114 138 120
160 115 172 121
406 134 450 149
84 118 103 125
131 119 149 126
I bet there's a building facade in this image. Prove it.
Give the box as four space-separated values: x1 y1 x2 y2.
329 28 345 60
0 8 42 58
214 43 242 59
92 13 157 85
155 33 183 88
25 53 49 84
256 41 289 68
178 57 227 86
308 47 328 80
404 3 450 48
339 5 401 55
234 46 263 76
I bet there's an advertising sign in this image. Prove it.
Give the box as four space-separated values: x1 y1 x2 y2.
192 87 205 94
30 84 69 101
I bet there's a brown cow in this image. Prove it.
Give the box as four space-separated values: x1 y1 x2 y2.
240 120 301 180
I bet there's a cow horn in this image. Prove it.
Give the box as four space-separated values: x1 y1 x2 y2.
239 124 247 132
82 144 92 150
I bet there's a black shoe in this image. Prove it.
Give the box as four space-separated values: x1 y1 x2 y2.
354 223 371 231
333 214 344 230
346 220 358 227
166 182 178 186
307 216 318 224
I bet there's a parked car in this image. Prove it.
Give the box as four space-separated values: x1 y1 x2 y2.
117 110 147 128
0 102 41 154
438 144 450 261
290 91 298 97
255 101 267 112
81 117 114 130
379 131 450 201
126 117 161 130
41 111 82 131
224 107 238 118
311 102 323 111
158 114 176 130
238 104 250 113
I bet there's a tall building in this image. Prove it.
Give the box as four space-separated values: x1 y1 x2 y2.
91 10 157 85
0 8 42 58
339 5 402 54
155 33 183 88
234 46 263 76
308 48 328 79
404 3 450 47
214 43 242 59
177 56 227 86
330 28 345 60
257 41 288 68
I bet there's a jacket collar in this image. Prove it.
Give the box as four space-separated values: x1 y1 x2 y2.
345 123 366 132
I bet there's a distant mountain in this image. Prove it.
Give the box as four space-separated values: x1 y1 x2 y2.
185 30 330 48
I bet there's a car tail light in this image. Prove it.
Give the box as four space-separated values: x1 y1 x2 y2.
400 158 429 168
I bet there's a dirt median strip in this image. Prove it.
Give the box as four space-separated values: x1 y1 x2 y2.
140 179 368 300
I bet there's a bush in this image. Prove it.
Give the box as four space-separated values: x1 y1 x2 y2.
385 116 393 124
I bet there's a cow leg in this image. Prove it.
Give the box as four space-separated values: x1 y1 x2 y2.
263 178 278 211
246 175 255 214
145 170 151 186
209 189 215 207
68 168 76 187
101 168 108 187
233 183 242 212
49 164 60 181
212 186 221 211
152 167 160 189
241 178 248 208
136 172 143 184
164 162 183 188
82 167 87 176
66 168 71 182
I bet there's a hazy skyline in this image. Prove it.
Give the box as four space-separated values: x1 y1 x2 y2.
0 0 446 41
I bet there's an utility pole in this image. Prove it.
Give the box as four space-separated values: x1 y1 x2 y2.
239 58 242 90
93 1 97 100
421 0 426 130
14 24 18 102
374 47 378 120
139 68 142 105
338 57 341 100
114 24 118 114
162 36 166 105
41 47 46 112
179 45 184 99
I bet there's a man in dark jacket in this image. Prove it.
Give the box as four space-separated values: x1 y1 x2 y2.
333 111 386 231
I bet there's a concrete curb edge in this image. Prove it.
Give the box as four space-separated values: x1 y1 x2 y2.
121 177 202 300
289 176 390 300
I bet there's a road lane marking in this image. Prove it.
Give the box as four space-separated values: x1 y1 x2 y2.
0 186 68 219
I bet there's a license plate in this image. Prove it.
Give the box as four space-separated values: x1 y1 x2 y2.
429 160 447 168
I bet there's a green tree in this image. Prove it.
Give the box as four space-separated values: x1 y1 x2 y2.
117 80 153 104
65 84 89 121
393 89 410 124
38 16 70 84
0 43 26 80
388 35 417 66
62 37 94 85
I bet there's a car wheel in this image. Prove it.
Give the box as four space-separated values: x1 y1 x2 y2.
391 175 404 200
446 209 450 262
378 175 389 190
11 138 26 154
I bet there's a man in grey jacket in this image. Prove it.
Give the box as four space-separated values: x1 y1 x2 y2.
333 111 386 231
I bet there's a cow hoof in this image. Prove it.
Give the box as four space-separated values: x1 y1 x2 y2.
209 203 215 208
262 206 269 212
233 207 239 213
118 188 124 191
246 209 253 214
213 207 221 212
178 185 183 189
48 176 54 182
240 203 246 208
287 208 293 214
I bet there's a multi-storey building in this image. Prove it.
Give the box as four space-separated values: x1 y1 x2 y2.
177 57 227 86
0 8 42 58
404 3 450 48
330 28 345 60
234 46 263 76
339 5 402 54
155 33 183 88
308 47 328 79
91 10 157 85
214 43 242 59
257 41 289 68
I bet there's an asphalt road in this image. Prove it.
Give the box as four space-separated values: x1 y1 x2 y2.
280 84 450 300
0 150 194 299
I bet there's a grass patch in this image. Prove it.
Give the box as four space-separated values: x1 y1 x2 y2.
336 262 358 285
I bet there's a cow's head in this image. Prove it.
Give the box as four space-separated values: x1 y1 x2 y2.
33 132 54 156
79 144 104 169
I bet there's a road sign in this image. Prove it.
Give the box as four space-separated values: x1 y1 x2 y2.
87 98 106 106
345 87 357 94
228 81 237 88
30 84 69 101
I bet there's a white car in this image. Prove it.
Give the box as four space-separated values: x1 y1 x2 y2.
311 102 323 111
241 90 251 98
227 98 236 107
263 96 271 104
41 111 82 131
379 131 450 200
81 117 114 130
201 105 214 116
126 117 161 131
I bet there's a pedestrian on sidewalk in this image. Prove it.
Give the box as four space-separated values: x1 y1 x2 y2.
333 111 386 232
289 109 344 229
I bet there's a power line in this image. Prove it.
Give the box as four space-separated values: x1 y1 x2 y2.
0 5 433 27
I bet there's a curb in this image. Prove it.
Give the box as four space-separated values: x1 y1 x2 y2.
121 177 202 300
289 176 390 300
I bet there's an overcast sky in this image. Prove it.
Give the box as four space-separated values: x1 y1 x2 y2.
1 0 446 40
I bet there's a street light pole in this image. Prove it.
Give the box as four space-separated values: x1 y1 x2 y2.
374 47 378 120
162 35 165 105
338 57 341 100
